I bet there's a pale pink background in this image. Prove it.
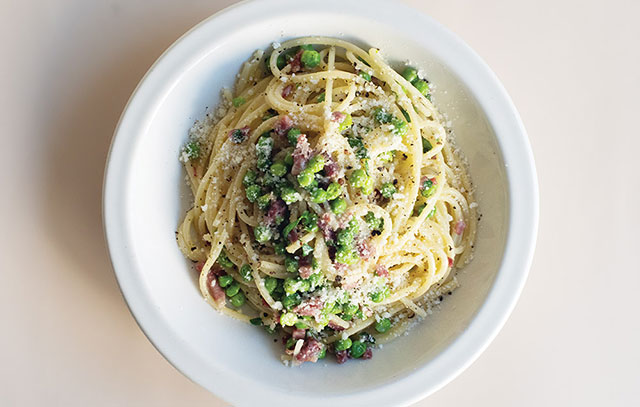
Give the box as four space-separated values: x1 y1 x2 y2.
2 0 639 405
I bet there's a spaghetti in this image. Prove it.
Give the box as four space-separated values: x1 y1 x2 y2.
177 37 477 365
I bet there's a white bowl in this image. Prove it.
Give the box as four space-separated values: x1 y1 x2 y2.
103 0 538 405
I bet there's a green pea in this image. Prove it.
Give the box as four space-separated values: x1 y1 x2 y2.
375 318 392 333
301 243 313 256
422 137 433 153
240 264 253 282
373 107 393 124
359 71 371 81
306 272 323 289
335 247 358 265
306 155 325 173
285 256 299 274
318 346 327 359
287 128 301 145
402 67 418 83
254 224 272 243
391 118 408 137
300 44 314 51
297 170 314 187
412 79 429 95
257 194 272 210
230 291 245 307
280 186 300 205
242 170 257 187
365 211 384 232
226 282 240 297
334 338 352 351
380 182 396 198
284 151 294 166
282 293 302 310
301 50 321 68
300 211 318 232
298 279 311 292
280 312 297 326
337 228 354 247
218 274 233 288
421 178 436 198
338 113 353 132
330 198 347 215
217 250 234 268
349 169 367 188
184 141 200 160
256 135 273 171
325 182 341 200
284 278 298 295
264 277 277 293
245 185 261 203
270 161 287 177
370 285 390 303
232 97 246 107
274 241 286 255
342 303 359 320
310 188 328 203
349 341 367 358
250 317 263 326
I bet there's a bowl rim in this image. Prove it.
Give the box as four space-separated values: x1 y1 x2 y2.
103 0 539 405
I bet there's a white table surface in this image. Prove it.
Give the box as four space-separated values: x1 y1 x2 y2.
2 0 639 405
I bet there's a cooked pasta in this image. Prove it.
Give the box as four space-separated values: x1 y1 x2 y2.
177 37 477 365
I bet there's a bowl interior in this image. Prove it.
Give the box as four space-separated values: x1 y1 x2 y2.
114 4 510 404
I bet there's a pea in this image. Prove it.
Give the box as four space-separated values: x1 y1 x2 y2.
380 182 396 198
256 135 273 171
306 272 323 289
337 228 354 247
310 188 328 203
378 151 395 162
422 137 433 153
301 243 313 256
232 97 246 107
264 277 277 293
412 79 429 96
300 44 314 51
297 170 314 188
217 250 234 268
254 224 272 243
184 141 200 160
306 155 325 173
334 338 352 351
243 170 257 187
240 264 253 282
375 318 392 333
270 161 287 177
349 169 367 188
335 247 358 265
250 317 263 326
350 341 367 358
245 185 261 202
364 211 384 232
294 321 308 329
274 241 286 255
225 282 240 297
284 151 294 166
285 256 299 274
280 186 300 205
230 291 245 307
330 198 347 215
370 285 390 303
257 194 272 210
280 312 297 326
325 182 341 200
391 118 408 137
300 211 318 232
373 107 392 124
301 50 321 68
218 274 233 288
402 67 418 83
338 113 353 132
318 346 327 359
287 128 301 145
284 278 298 295
359 71 371 81
421 178 436 198
282 293 302 310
